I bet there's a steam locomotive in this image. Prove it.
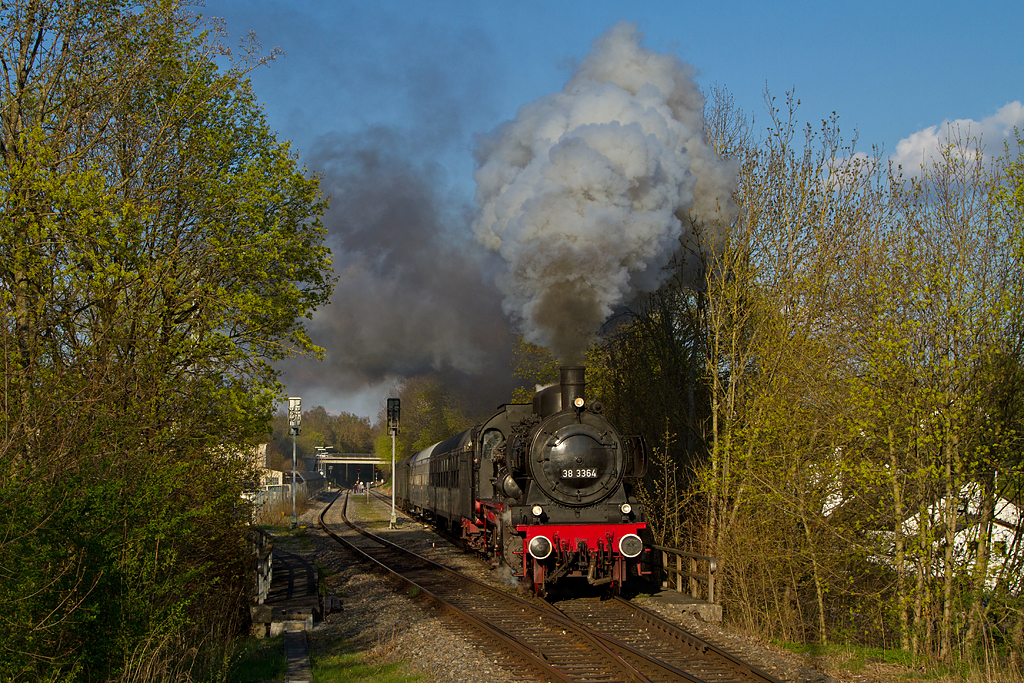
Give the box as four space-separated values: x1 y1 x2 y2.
394 367 649 595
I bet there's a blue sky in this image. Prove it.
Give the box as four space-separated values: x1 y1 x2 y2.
205 0 1023 164
200 0 1024 419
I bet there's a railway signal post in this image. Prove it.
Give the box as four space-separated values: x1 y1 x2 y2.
288 396 301 529
387 398 400 528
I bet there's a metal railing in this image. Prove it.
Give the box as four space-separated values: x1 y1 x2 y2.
250 528 274 605
246 481 325 524
653 544 717 603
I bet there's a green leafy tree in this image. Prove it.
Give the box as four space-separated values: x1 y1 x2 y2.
510 335 560 402
374 374 475 477
0 2 332 680
839 133 1024 659
268 407 374 470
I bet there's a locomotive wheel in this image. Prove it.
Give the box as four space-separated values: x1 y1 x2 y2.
500 525 523 575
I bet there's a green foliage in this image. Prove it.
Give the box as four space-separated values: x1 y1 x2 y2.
374 374 475 466
633 439 689 547
0 1 333 680
583 87 1024 675
269 407 375 469
227 636 287 682
510 335 560 402
587 286 709 493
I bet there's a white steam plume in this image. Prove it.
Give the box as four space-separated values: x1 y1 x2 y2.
472 21 737 362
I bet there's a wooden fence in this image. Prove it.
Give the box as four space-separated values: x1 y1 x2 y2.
653 544 717 603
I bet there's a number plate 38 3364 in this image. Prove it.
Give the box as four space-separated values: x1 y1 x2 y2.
561 468 597 478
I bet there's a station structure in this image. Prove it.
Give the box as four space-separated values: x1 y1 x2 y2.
314 447 381 487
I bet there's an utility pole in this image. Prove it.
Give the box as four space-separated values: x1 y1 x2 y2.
387 398 400 528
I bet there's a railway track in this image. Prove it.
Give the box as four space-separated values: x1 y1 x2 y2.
551 597 781 683
321 490 783 683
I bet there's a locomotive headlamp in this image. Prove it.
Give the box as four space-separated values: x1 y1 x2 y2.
620 503 632 515
528 535 553 560
573 397 585 409
618 534 644 558
531 504 544 517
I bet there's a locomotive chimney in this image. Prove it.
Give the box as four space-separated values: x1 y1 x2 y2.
560 366 585 411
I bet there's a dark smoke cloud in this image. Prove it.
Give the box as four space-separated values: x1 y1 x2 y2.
275 127 517 417
262 12 519 418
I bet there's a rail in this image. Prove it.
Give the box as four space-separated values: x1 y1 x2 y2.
653 544 716 603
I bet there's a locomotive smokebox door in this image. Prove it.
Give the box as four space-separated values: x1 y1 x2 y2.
527 415 624 507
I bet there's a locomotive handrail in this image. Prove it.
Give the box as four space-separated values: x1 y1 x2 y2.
652 544 717 604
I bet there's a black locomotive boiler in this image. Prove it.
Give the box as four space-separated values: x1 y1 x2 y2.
395 366 649 595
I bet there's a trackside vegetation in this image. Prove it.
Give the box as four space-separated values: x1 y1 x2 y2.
0 1 333 681
586 91 1024 677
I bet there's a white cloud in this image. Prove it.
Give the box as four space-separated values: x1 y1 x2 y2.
890 101 1024 173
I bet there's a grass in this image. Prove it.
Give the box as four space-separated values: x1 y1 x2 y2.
227 635 287 682
770 640 1024 682
353 497 376 510
227 635 424 683
774 640 915 668
255 522 316 550
312 652 422 683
